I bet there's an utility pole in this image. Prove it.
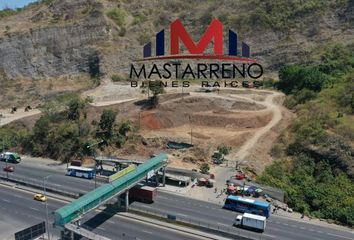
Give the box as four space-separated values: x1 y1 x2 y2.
43 175 51 240
87 140 104 189
189 115 192 145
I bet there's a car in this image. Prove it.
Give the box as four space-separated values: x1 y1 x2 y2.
0 152 21 163
33 193 47 202
3 165 14 172
236 173 246 180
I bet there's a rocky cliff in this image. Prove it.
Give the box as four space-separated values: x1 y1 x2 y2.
0 0 353 107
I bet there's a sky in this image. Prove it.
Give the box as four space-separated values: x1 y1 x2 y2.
0 0 38 10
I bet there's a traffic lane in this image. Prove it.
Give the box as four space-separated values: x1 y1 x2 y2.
154 192 354 240
132 200 235 227
130 201 263 239
82 211 207 240
0 186 64 237
0 161 95 193
267 217 354 240
0 186 208 240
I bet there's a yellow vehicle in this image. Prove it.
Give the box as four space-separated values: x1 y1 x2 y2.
33 193 47 202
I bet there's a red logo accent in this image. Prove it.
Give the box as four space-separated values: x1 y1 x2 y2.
170 18 223 55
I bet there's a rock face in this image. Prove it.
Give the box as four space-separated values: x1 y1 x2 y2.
0 0 109 78
0 0 353 107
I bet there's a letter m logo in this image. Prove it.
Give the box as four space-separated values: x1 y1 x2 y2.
170 19 223 55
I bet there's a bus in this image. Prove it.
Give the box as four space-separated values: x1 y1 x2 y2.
223 195 271 218
66 166 96 179
0 152 21 163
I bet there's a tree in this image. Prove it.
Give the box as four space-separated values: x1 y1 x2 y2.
149 80 164 107
99 110 117 138
119 122 131 137
278 65 327 94
200 163 210 174
67 96 87 120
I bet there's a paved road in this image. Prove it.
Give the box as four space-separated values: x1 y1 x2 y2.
0 186 207 240
1 161 353 240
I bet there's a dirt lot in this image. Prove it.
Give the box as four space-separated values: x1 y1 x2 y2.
1 82 292 174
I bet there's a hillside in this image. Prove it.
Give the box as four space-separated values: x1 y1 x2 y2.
0 0 353 107
257 44 354 226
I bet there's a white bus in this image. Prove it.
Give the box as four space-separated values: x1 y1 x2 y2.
66 166 95 179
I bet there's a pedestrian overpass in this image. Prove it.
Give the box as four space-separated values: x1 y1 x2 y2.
54 154 167 227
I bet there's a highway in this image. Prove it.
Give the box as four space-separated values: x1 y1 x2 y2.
1 161 354 240
0 186 208 240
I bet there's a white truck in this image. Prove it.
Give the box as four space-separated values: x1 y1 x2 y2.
234 213 266 232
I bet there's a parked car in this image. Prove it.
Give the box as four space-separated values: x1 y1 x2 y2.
3 165 14 172
33 193 47 202
236 173 246 180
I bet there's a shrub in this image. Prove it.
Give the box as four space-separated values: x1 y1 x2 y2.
200 163 210 174
217 145 231 155
111 74 124 82
107 8 126 27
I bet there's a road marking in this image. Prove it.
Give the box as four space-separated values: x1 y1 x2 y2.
327 233 353 240
142 230 152 234
177 213 188 217
262 234 277 239
283 223 288 226
216 222 230 227
97 227 105 230
2 199 10 202
291 224 297 228
107 220 114 224
30 207 39 211
316 230 323 234
300 227 305 230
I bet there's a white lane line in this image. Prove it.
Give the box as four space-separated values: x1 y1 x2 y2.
262 234 277 239
317 230 323 234
300 227 305 230
107 220 114 224
216 222 230 227
2 199 10 202
13 194 22 198
30 207 39 211
142 230 152 234
327 233 353 240
291 224 297 228
97 227 105 230
177 213 188 217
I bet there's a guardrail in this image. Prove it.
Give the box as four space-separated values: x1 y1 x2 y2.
129 205 264 240
0 173 82 199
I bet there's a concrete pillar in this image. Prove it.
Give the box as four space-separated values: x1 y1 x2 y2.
125 190 129 212
162 167 166 187
117 195 121 209
155 172 159 187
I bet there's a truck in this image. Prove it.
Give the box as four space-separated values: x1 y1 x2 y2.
234 213 266 232
129 185 157 203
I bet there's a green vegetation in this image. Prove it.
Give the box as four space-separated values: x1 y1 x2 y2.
0 8 17 19
200 163 210 174
226 0 347 31
258 44 354 226
217 145 231 155
0 94 132 162
111 74 124 82
107 8 127 27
